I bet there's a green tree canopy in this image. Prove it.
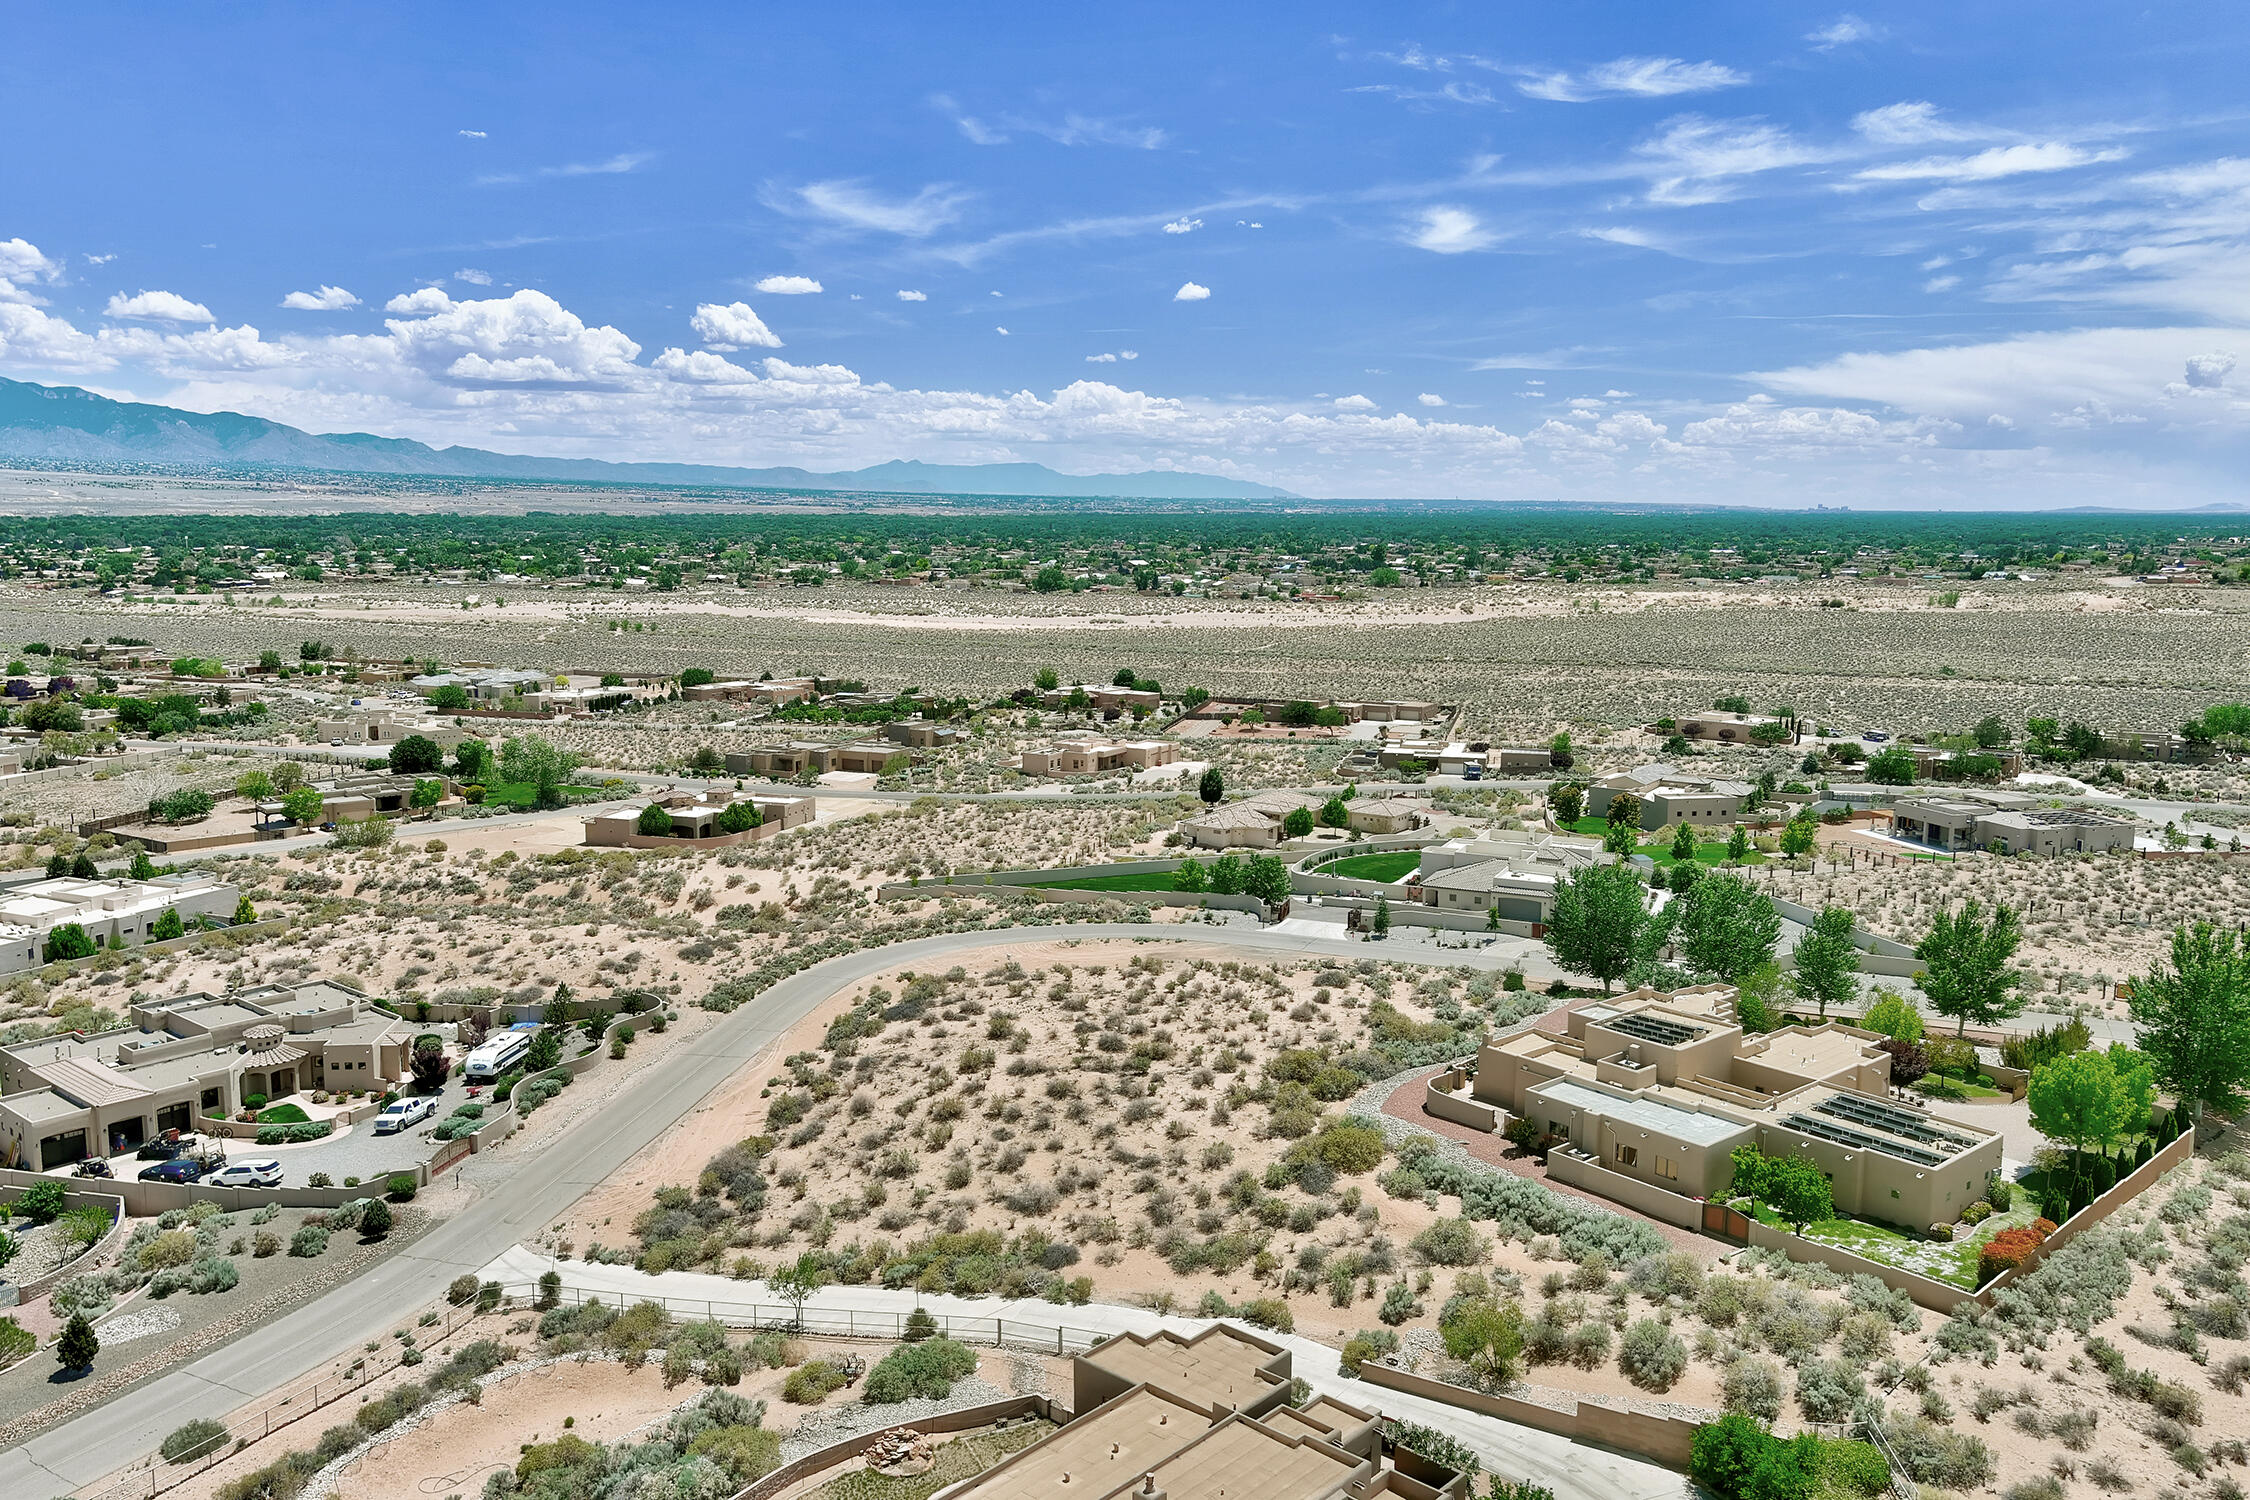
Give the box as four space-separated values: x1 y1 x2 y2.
2127 922 2250 1127
1915 900 2025 1036
1677 872 1783 985
1198 766 1225 805
388 734 445 775
2028 1045 2154 1154
1789 905 1861 1019
637 804 676 836
1860 990 1925 1043
1545 864 1650 994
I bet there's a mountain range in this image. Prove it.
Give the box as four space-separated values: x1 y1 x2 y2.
0 377 1297 501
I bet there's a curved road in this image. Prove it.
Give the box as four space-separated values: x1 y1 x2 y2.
0 918 1562 1496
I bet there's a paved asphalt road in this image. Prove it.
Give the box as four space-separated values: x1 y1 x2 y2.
480 1246 1687 1500
0 918 1556 1496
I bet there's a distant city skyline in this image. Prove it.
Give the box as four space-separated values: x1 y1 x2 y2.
2 2 2247 507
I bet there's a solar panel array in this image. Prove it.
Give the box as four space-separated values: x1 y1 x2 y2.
1813 1093 1978 1152
1781 1112 1950 1168
1606 1012 1706 1047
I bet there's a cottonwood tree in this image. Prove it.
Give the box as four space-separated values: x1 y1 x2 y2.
1545 864 1650 994
2127 922 2250 1128
1915 901 2025 1037
1790 906 1862 1019
2028 1046 2153 1155
1677 873 1783 985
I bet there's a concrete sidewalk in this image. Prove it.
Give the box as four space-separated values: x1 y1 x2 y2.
482 1246 1690 1500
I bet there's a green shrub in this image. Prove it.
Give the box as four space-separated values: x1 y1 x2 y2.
16 1180 66 1224
161 1417 230 1464
863 1337 978 1403
289 1225 329 1258
386 1173 417 1202
1410 1217 1486 1266
256 1103 311 1124
1618 1318 1688 1392
781 1358 849 1404
1822 1439 1893 1497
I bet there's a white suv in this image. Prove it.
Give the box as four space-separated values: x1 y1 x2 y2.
209 1158 283 1188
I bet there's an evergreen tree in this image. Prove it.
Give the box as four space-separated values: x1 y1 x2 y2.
56 1312 97 1373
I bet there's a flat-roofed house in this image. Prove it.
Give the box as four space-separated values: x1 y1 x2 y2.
0 980 409 1169
1676 711 1790 744
1893 790 2134 854
951 1323 1459 1500
1019 737 1182 777
1586 765 1751 830
0 872 239 975
1469 985 2000 1227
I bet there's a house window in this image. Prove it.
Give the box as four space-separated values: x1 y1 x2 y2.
199 1087 220 1110
1654 1156 1677 1181
1614 1144 1639 1168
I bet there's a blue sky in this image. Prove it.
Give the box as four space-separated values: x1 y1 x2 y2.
3 1 2248 506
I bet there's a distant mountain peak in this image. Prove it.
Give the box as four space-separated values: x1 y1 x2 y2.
0 376 1298 501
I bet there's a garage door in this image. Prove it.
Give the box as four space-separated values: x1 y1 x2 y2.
157 1102 192 1136
40 1130 87 1169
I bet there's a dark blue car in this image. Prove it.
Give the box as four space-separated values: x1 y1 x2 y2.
138 1159 205 1184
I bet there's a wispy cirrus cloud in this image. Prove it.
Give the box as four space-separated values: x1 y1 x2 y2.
931 94 1165 149
776 180 972 238
1855 142 2130 184
1516 56 1749 103
476 151 655 187
1806 15 1882 50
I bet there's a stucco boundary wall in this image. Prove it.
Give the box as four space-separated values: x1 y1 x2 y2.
583 821 793 852
0 1164 416 1217
1983 1123 2196 1299
1767 894 1918 962
729 1395 1064 1500
0 1181 127 1306
1422 1066 1502 1133
1356 1362 1700 1471
1289 833 1451 897
1314 894 1538 937
1545 1149 1707 1232
43 918 287 976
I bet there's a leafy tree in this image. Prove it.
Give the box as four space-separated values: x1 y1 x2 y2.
1973 714 2011 749
149 907 185 942
429 683 472 712
281 785 324 825
44 853 67 878
42 923 96 961
56 1312 98 1374
636 804 676 836
388 734 444 775
1607 792 1643 832
1860 990 1925 1043
769 1252 827 1327
1790 905 1861 1019
1440 1296 1524 1384
1545 864 1650 994
1726 824 1751 862
1730 1146 1833 1229
270 760 305 792
410 1035 453 1091
1033 666 1059 691
1198 766 1225 805
1778 815 1817 858
1320 796 1349 828
527 1029 563 1070
70 852 97 879
1602 820 1640 857
129 848 156 880
411 778 444 809
545 983 574 1027
1548 781 1585 825
2029 1046 2152 1154
234 768 275 801
715 799 762 834
1244 855 1294 906
499 734 582 791
1031 565 1068 593
151 788 215 824
1865 744 1916 784
2127 922 2250 1129
1677 873 1782 985
1372 894 1392 938
1281 805 1314 839
1670 822 1698 863
231 895 258 925
454 739 492 781
1915 900 2025 1036
1208 853 1245 895
1170 858 1207 893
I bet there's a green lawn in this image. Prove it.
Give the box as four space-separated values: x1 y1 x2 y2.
1022 869 1182 892
1914 1072 2009 1101
479 781 606 809
1747 1197 2038 1289
1563 817 1765 867
1323 851 1422 882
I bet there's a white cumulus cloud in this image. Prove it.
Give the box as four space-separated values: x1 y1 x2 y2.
455 268 493 286
755 275 823 295
1417 393 1447 407
280 285 360 311
690 302 783 351
1085 352 1117 363
1173 281 1211 301
2185 351 2237 388
1162 217 1203 235
105 289 214 324
896 289 927 302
